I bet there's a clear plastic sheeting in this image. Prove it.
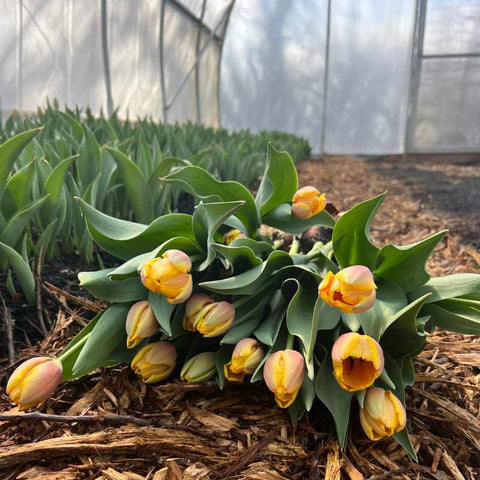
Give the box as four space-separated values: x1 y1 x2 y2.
108 0 162 120
411 58 480 151
323 0 416 155
423 0 480 55
220 0 328 154
0 0 232 127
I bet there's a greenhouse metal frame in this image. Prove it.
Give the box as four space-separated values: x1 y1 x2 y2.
0 0 479 155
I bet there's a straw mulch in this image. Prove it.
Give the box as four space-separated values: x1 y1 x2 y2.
0 154 479 479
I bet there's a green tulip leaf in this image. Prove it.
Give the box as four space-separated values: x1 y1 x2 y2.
0 128 41 194
76 198 197 260
255 143 298 216
314 356 353 449
193 201 245 271
148 291 174 336
200 250 292 295
408 273 480 303
381 294 431 357
332 193 385 269
1 161 36 219
422 299 480 335
375 231 447 292
79 268 147 302
212 242 263 273
0 241 35 305
162 165 260 234
72 303 131 376
105 146 155 223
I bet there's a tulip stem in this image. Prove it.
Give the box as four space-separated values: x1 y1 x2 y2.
58 333 92 363
286 333 294 350
289 239 300 255
273 239 284 250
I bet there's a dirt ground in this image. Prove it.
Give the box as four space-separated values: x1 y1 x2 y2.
0 154 479 479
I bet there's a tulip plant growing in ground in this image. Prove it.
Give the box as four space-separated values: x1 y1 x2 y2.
8 144 480 458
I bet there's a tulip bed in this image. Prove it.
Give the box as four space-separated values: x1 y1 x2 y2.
7 144 480 459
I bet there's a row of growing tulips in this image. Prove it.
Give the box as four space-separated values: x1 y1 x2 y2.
0 105 310 305
7 145 480 457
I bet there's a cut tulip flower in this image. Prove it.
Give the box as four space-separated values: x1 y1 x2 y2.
331 332 384 392
360 387 407 440
130 342 177 383
291 186 326 219
183 294 235 337
263 349 305 408
125 301 158 348
224 338 264 382
319 265 377 314
7 357 63 410
140 249 193 304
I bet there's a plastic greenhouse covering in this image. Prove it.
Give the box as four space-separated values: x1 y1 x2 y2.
1 0 479 155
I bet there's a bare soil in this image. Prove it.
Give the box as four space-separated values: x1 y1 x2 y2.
0 154 479 479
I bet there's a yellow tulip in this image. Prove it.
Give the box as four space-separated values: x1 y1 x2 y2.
140 249 193 304
292 186 326 219
224 338 264 382
360 387 407 440
7 357 63 410
319 265 376 314
222 229 246 245
331 332 384 392
131 341 176 384
180 352 216 382
182 294 214 331
263 350 305 408
125 301 158 348
183 295 235 337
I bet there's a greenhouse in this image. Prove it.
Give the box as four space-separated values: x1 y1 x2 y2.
0 1 479 478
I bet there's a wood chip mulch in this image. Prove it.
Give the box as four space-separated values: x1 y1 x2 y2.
0 154 479 479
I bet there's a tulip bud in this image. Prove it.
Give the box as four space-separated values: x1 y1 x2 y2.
263 350 305 408
331 332 384 392
125 301 158 348
7 357 63 410
131 341 176 384
196 301 235 338
224 338 264 382
140 249 193 304
183 294 214 331
360 387 407 440
292 186 326 219
180 352 216 383
319 265 377 314
222 229 246 245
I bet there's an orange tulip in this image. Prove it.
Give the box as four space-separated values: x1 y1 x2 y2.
7 357 62 410
263 350 305 408
292 186 326 219
331 332 384 392
224 338 264 382
183 294 214 331
125 301 158 348
319 265 376 314
131 341 176 383
140 249 192 304
360 387 407 440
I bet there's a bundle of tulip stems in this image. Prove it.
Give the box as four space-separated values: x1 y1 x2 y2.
7 145 480 457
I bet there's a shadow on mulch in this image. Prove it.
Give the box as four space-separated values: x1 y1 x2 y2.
0 154 478 479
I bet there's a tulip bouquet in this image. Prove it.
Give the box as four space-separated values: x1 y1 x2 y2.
7 145 480 458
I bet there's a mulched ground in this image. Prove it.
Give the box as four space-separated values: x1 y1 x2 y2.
0 154 479 479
